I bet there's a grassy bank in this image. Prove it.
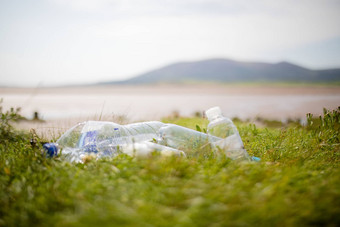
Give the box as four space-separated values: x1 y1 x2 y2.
0 106 339 226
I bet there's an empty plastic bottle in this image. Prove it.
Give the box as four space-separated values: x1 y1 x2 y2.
158 124 213 155
43 106 260 163
45 121 185 162
205 106 250 161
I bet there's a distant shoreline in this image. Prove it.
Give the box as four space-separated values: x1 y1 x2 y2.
2 84 339 138
1 83 340 95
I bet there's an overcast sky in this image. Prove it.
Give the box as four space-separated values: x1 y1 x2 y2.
1 0 340 87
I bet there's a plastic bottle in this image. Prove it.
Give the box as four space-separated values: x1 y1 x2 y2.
205 106 250 161
45 121 185 162
158 124 214 155
43 107 260 162
121 141 185 158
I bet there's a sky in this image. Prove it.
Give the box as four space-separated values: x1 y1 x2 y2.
0 0 340 87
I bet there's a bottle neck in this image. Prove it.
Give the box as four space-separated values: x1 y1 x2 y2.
209 114 223 122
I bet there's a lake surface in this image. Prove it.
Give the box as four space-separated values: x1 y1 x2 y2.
1 85 340 123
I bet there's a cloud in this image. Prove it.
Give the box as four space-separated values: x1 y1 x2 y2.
49 0 120 12
1 0 340 86
83 0 340 54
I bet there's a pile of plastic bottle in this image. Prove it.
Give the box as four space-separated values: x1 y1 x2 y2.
43 107 260 163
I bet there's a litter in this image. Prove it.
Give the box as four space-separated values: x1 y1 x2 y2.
43 106 260 163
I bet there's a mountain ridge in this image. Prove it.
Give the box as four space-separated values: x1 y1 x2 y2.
101 58 340 84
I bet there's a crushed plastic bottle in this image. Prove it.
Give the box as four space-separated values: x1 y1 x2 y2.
158 124 220 156
158 124 209 152
205 106 250 161
43 107 259 163
45 121 185 163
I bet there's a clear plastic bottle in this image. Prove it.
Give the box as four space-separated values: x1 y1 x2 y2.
47 121 185 162
121 141 185 158
205 106 250 161
43 108 260 163
158 124 214 156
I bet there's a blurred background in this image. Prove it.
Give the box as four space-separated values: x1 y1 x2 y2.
0 0 339 131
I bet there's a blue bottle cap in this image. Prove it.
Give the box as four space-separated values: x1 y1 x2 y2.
251 156 261 162
43 143 58 157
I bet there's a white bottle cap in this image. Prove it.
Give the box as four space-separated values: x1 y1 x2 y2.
205 106 223 121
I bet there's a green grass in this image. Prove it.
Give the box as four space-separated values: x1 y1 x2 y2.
0 106 339 226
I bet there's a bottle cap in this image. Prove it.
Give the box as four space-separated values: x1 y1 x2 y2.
43 143 58 157
205 106 223 121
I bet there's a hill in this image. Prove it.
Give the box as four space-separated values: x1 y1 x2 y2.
102 58 340 84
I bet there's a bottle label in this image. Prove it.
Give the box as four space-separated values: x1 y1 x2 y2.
111 128 123 145
77 130 98 153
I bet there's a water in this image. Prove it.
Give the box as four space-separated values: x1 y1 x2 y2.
1 86 340 122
